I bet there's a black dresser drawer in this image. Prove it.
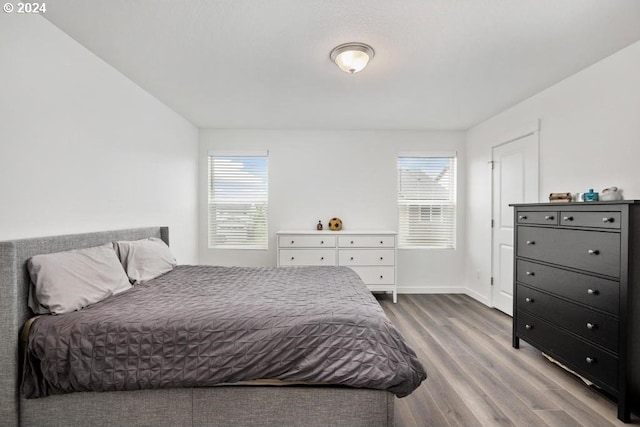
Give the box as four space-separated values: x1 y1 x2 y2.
516 285 619 352
560 211 621 229
517 226 620 277
517 211 558 226
516 259 620 315
516 311 618 391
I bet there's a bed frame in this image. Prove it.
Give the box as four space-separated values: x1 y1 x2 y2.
0 227 394 427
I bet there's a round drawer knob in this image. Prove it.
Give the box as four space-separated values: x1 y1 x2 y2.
525 271 534 276
350 257 354 261
291 240 295 244
320 257 324 261
350 241 354 244
525 324 533 330
379 275 384 279
587 249 599 255
563 216 574 221
380 257 384 260
526 240 535 245
290 257 295 261
320 240 324 244
380 241 384 244
519 215 527 220
602 217 614 223
525 297 534 303
586 322 597 330
545 215 554 220
587 288 599 295
585 357 597 365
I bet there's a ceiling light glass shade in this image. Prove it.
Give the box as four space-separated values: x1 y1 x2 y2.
330 43 375 74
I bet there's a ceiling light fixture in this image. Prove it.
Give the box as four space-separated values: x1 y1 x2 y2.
330 42 375 74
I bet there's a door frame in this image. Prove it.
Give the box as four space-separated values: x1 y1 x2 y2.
490 120 540 312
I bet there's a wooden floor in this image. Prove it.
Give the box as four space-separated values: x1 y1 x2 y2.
379 294 639 427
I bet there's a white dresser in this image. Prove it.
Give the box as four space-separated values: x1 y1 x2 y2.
277 230 397 303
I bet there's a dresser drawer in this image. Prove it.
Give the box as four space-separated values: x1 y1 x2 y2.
517 285 619 352
338 249 395 266
517 211 558 226
278 235 336 248
338 235 395 248
517 312 618 390
516 260 619 315
279 249 336 266
348 266 395 285
517 226 620 277
560 211 621 229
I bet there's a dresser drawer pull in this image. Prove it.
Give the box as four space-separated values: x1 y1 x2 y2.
290 257 295 261
380 240 384 244
526 240 535 245
525 324 533 330
291 240 295 244
379 275 384 279
519 215 528 220
587 288 599 295
587 249 600 255
585 357 597 365
602 217 614 223
380 257 384 260
320 257 324 261
525 271 534 276
350 257 354 261
320 240 324 244
350 241 354 244
545 215 554 220
525 297 534 303
586 322 597 330
563 216 574 221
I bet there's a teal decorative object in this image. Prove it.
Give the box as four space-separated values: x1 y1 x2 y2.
583 188 599 202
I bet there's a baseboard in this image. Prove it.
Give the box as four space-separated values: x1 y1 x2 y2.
397 286 467 294
397 286 491 307
463 288 491 306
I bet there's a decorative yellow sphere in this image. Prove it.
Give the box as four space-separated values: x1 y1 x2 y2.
328 217 343 231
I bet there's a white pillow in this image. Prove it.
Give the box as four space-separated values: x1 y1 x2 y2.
114 237 177 284
28 243 132 315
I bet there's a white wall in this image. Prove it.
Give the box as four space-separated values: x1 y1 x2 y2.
465 40 640 305
199 129 466 292
0 14 199 263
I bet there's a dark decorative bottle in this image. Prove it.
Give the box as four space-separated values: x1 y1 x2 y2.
316 220 323 231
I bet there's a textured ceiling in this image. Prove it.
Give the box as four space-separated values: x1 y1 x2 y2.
44 0 640 130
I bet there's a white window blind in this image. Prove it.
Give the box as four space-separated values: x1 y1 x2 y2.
397 154 457 249
208 153 268 249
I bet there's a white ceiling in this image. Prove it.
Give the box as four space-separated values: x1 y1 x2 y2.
44 0 640 130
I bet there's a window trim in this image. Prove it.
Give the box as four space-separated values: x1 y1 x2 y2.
207 150 269 250
397 151 457 250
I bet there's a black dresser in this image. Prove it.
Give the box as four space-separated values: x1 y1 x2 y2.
511 201 639 422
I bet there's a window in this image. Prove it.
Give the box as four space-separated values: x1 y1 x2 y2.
397 153 457 249
208 152 268 249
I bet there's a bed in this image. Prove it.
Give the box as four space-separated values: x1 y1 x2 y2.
0 227 425 427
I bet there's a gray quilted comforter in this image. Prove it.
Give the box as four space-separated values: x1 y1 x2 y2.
22 265 426 398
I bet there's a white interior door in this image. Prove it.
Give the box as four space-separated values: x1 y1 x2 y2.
491 133 539 315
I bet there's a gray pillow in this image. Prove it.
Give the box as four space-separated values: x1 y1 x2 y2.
114 237 177 284
28 243 132 315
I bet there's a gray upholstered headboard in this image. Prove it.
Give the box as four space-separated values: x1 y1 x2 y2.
0 227 169 426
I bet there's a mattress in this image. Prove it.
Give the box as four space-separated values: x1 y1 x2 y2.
22 265 426 398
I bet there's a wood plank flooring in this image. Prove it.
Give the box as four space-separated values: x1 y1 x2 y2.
379 294 639 427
